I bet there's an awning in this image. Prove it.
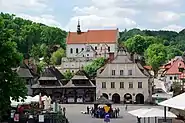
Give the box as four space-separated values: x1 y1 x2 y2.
158 92 185 110
128 108 176 118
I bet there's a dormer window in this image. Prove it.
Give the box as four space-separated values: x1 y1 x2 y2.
70 48 73 54
108 47 110 52
128 70 132 75
95 46 97 50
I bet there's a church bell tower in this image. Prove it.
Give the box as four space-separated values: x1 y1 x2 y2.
77 19 81 34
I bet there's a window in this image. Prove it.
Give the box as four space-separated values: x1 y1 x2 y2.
129 82 133 88
170 76 172 80
87 54 89 57
120 70 124 76
82 48 84 51
138 82 142 88
95 46 97 50
120 82 124 88
111 82 115 88
112 70 115 75
76 48 78 53
174 76 177 80
102 82 106 88
128 70 132 75
86 45 90 52
70 48 73 54
108 47 110 52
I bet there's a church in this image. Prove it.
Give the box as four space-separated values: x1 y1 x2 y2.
59 21 119 73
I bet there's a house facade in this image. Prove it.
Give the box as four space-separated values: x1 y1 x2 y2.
96 49 153 104
159 56 185 91
59 21 119 73
59 57 93 73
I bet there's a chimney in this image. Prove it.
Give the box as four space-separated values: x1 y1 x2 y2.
108 53 114 62
24 59 29 66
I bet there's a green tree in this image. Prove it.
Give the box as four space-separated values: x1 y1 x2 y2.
84 57 106 77
144 44 167 77
124 35 163 55
63 70 74 80
0 17 27 121
166 46 183 60
119 28 145 42
51 48 65 65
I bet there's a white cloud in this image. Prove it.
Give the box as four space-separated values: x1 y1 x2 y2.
151 11 182 23
162 25 184 32
73 6 139 17
149 0 181 7
0 0 50 12
17 14 61 27
66 0 139 31
65 15 136 31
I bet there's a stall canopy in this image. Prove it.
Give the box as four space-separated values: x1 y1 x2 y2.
11 96 32 107
10 95 48 107
159 92 185 110
128 108 176 118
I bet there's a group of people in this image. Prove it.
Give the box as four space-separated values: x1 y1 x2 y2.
86 106 120 118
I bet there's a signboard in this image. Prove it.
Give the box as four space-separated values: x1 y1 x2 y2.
14 114 19 122
39 115 44 122
104 114 110 123
104 106 110 113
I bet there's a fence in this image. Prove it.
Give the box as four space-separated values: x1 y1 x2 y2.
9 112 69 123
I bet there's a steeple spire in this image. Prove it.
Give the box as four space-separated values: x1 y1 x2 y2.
77 19 81 34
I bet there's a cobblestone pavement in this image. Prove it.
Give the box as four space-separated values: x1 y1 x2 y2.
61 104 164 123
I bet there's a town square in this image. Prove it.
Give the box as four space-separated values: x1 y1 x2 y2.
1 1 185 123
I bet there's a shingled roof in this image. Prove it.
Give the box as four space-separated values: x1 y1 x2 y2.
16 67 33 78
93 96 113 104
72 70 90 80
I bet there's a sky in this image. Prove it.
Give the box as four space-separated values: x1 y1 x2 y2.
0 0 185 32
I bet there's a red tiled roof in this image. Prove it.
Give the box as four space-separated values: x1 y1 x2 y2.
179 73 185 79
160 63 172 69
66 29 118 44
144 66 152 70
166 59 185 75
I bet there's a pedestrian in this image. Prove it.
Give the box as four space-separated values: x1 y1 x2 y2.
137 116 141 123
115 108 118 118
87 106 90 114
117 108 120 116
63 107 66 116
125 104 128 111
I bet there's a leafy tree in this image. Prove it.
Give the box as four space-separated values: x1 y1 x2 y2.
0 12 67 60
51 48 65 65
166 46 183 60
0 17 27 121
119 28 145 41
84 57 106 77
124 35 163 55
144 44 167 77
63 70 74 80
37 61 47 74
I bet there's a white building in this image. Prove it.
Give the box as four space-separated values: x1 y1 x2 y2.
59 57 93 73
60 22 119 73
96 49 153 104
66 22 119 58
